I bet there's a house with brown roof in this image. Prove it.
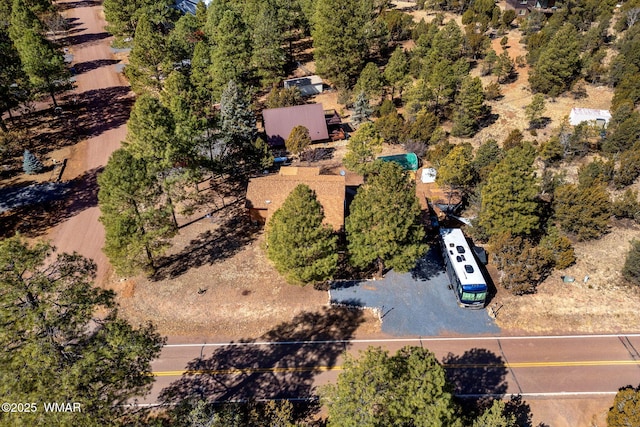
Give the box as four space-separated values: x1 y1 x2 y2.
245 166 346 230
263 104 329 146
505 0 556 16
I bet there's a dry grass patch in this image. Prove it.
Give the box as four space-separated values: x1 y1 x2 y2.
492 224 640 334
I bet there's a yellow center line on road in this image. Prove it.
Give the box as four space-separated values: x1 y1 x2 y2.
152 360 640 377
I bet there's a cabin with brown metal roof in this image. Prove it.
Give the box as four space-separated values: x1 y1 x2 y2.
262 104 330 146
245 166 346 230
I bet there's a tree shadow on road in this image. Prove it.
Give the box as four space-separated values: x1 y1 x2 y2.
73 59 121 75
443 348 508 404
57 31 111 47
159 307 364 422
74 85 134 138
151 201 259 281
56 0 102 11
0 167 101 238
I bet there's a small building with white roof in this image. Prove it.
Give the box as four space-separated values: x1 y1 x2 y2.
568 108 612 128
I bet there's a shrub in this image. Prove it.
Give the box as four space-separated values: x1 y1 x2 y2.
623 240 640 286
22 149 44 174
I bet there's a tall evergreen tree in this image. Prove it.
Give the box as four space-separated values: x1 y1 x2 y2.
0 29 29 131
312 0 368 88
218 80 257 170
451 76 485 137
343 122 383 175
472 139 503 181
478 143 540 238
190 40 215 115
103 0 156 39
346 162 427 276
251 3 286 87
125 94 177 171
0 237 165 425
98 149 176 275
266 184 338 285
12 29 69 107
209 9 251 99
321 346 462 427
354 62 385 100
472 400 517 427
384 46 408 99
529 23 581 96
125 13 167 93
351 90 374 125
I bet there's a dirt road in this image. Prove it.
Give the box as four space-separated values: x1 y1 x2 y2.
49 0 133 284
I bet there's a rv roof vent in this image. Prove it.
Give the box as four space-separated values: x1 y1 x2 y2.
464 265 474 273
449 250 454 255
456 256 462 262
456 246 465 254
449 243 454 247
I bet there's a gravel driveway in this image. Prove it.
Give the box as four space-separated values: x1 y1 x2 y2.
329 245 500 336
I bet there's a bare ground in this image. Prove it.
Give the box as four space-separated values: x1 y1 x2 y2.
113 203 380 340
492 222 640 334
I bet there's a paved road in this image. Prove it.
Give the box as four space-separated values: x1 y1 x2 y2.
49 0 132 284
146 334 640 406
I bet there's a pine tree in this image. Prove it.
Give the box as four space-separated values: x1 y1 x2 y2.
190 40 215 115
343 122 383 175
384 46 408 99
346 162 427 277
352 91 373 126
125 13 167 93
354 62 385 100
266 184 338 285
478 143 540 238
0 29 29 132
436 144 475 193
608 385 640 427
452 76 485 137
472 139 503 181
12 29 69 107
251 3 286 87
103 0 156 39
472 399 517 427
209 9 251 99
0 237 165 425
321 346 462 427
312 0 368 88
529 23 581 96
494 50 514 84
125 94 177 172
525 93 546 129
98 149 176 275
285 125 312 156
22 149 43 174
554 183 610 241
374 108 405 144
219 80 257 170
